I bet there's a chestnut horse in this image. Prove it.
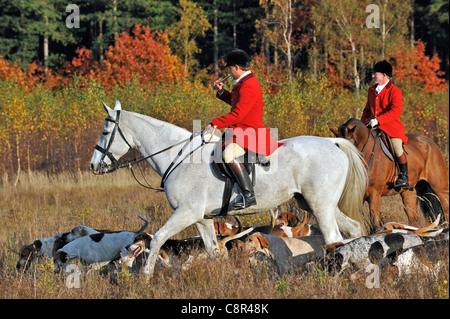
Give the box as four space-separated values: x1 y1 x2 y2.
330 118 448 232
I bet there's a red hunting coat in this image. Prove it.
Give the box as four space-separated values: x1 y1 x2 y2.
211 72 282 156
361 80 408 144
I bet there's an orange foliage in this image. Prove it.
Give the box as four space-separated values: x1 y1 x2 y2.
1 56 62 90
0 56 27 85
389 40 446 93
25 62 63 89
64 47 97 79
2 25 186 91
252 53 287 95
96 24 186 88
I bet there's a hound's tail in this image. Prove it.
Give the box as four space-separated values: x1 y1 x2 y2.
331 138 368 231
218 226 255 247
136 215 149 233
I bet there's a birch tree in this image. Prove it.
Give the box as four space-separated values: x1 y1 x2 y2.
258 0 294 79
167 0 211 75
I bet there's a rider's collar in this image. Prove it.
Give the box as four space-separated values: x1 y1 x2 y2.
235 70 252 85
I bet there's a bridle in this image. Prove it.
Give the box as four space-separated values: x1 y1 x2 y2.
94 110 209 190
94 110 133 173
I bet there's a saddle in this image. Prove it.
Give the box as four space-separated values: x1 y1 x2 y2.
375 129 406 188
210 143 270 216
377 130 395 162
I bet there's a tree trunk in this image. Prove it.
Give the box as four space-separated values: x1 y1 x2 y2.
381 0 388 60
232 1 237 47
264 8 270 71
74 140 81 173
409 0 415 48
213 0 218 77
113 0 118 43
44 15 49 79
312 21 317 81
27 142 31 172
350 41 360 91
99 18 104 61
13 134 21 187
7 140 14 176
274 25 279 68
281 0 293 80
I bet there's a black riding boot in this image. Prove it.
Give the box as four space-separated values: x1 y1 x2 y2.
228 159 257 210
394 162 409 189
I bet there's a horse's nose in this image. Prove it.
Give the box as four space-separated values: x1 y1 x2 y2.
90 163 100 175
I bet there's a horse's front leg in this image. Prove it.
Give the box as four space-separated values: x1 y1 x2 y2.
143 207 201 277
195 219 220 256
368 192 382 233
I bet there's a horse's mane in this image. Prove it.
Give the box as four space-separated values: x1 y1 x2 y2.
125 110 191 135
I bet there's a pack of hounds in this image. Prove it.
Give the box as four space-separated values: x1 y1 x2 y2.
16 209 449 282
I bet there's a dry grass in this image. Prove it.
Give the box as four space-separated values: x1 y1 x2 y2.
0 169 448 300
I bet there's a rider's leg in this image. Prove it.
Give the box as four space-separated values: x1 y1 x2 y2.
223 143 257 209
392 138 409 189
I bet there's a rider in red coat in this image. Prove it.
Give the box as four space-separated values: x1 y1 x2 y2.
212 70 281 156
204 49 282 209
361 60 409 189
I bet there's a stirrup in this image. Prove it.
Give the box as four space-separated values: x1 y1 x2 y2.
233 193 257 210
394 177 409 189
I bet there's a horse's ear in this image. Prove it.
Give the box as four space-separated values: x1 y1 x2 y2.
348 126 356 135
101 101 113 116
114 100 122 111
328 124 340 137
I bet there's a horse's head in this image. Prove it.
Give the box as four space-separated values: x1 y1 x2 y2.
329 118 369 148
90 101 133 175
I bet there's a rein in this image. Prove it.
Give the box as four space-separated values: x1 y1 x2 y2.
94 110 206 191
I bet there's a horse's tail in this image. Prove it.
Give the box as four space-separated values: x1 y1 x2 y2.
415 180 444 221
332 138 368 230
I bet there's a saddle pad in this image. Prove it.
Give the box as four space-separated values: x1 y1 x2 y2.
380 138 395 162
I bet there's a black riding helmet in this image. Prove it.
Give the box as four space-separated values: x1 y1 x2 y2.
373 60 392 77
226 49 250 68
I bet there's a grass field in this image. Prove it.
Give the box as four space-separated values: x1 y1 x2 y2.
0 169 448 300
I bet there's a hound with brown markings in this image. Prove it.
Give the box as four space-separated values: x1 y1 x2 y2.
324 215 444 274
380 231 449 279
127 227 255 270
375 214 444 237
214 216 243 236
241 232 327 274
275 212 300 227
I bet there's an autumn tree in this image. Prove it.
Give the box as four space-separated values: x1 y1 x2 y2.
257 0 295 79
167 0 211 75
390 40 446 92
371 0 412 60
0 83 36 185
0 56 27 85
63 47 97 79
96 24 185 88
